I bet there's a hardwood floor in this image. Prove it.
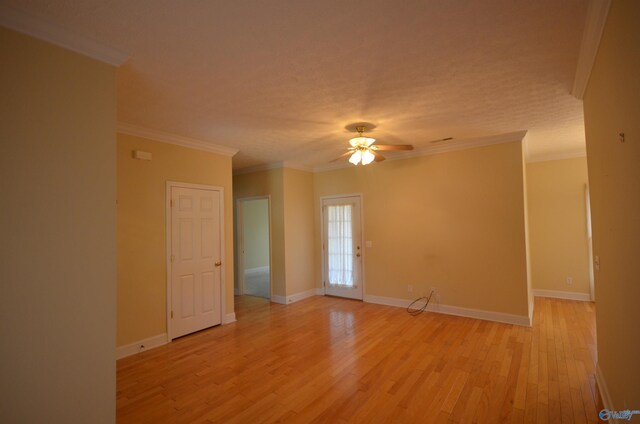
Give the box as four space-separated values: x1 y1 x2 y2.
117 296 600 423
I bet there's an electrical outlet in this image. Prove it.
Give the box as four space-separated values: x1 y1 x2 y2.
139 344 145 351
566 277 573 285
407 284 413 293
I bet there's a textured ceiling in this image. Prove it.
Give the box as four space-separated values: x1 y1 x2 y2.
2 0 588 169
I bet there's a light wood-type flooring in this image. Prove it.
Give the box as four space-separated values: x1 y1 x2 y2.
117 296 600 423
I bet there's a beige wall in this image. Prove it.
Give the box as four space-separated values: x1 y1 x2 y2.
0 28 116 423
583 0 640 410
283 168 316 296
117 134 234 346
242 199 270 270
314 141 530 317
233 168 316 298
526 157 591 295
233 169 286 296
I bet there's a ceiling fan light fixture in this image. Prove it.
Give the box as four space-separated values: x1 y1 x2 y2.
334 124 411 166
349 150 362 165
349 136 376 148
361 149 375 165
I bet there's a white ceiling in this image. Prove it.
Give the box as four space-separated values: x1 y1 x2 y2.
2 0 589 170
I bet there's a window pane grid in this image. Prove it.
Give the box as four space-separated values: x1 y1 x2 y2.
327 204 354 287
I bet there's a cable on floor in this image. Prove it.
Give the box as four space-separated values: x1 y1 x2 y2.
406 290 435 316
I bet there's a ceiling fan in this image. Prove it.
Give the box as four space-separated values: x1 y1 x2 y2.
332 126 414 165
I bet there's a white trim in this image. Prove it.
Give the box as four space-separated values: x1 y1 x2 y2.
245 266 270 275
233 161 314 176
595 364 615 424
286 288 317 304
363 294 409 309
271 295 287 304
0 5 128 66
116 334 168 360
118 123 238 157
526 150 587 163
363 294 531 326
313 131 528 172
224 312 236 324
533 289 592 302
271 289 318 305
166 181 228 341
315 287 325 296
571 0 612 99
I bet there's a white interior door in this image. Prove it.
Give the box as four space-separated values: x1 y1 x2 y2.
170 186 222 339
322 196 363 300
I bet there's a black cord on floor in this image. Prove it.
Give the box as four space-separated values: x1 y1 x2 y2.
406 290 435 316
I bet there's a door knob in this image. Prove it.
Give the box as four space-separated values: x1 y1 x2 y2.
356 253 361 258
215 261 222 267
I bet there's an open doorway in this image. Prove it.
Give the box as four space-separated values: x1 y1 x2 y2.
237 197 271 299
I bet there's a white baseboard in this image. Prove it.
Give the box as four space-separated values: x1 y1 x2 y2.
596 364 615 423
224 312 236 324
116 333 168 360
363 294 409 308
315 287 325 296
245 266 269 275
287 288 316 303
271 288 318 305
363 294 531 326
271 295 286 304
533 289 592 301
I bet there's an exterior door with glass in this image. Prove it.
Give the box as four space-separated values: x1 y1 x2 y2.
322 195 363 300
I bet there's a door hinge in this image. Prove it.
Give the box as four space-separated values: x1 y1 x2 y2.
170 199 174 207
171 310 174 319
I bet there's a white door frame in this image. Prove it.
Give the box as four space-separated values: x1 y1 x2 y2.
320 193 365 299
166 181 226 341
236 195 272 298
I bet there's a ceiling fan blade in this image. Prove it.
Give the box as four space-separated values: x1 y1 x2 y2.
374 144 414 151
329 151 352 162
372 150 386 162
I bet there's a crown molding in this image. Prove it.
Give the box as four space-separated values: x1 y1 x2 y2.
233 161 313 176
313 130 528 173
117 123 239 157
526 150 587 163
571 0 611 99
0 6 128 66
